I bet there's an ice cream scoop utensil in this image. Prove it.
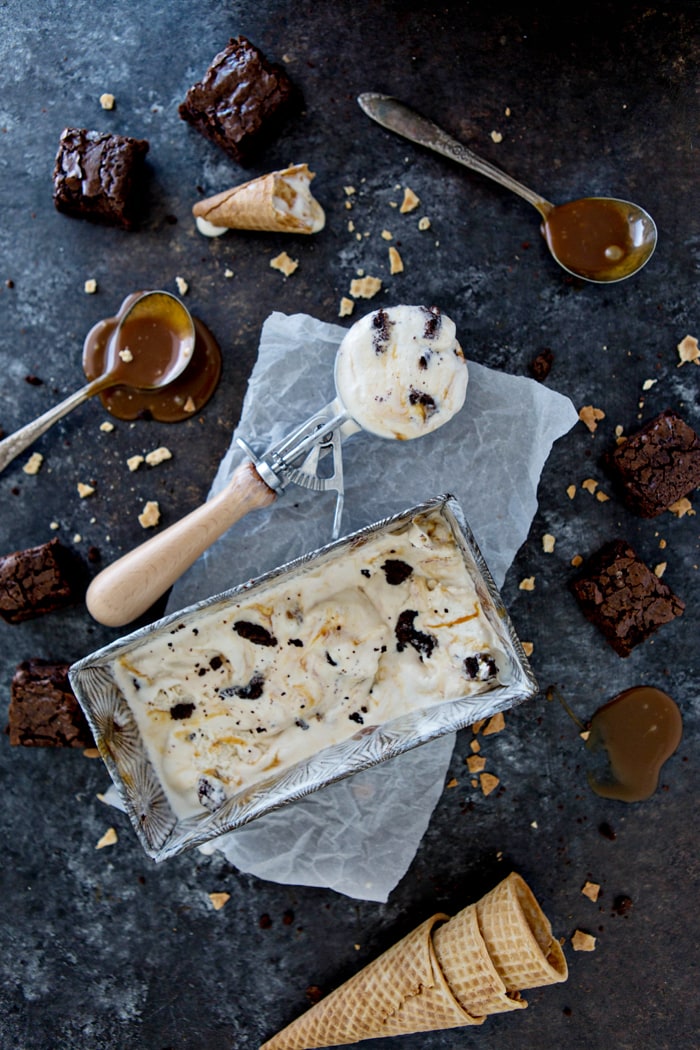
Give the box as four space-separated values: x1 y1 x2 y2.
358 93 657 283
0 291 195 475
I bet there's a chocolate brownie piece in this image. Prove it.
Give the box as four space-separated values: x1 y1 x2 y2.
570 539 685 657
53 127 149 229
0 538 85 623
605 409 700 517
7 659 94 748
178 36 293 162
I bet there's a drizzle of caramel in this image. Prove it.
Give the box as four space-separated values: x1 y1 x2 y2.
83 292 221 421
585 686 682 802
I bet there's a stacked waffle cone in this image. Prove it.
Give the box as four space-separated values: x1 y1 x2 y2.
260 872 567 1049
192 163 325 234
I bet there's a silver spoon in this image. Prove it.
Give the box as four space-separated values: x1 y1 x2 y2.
0 290 195 475
358 93 657 283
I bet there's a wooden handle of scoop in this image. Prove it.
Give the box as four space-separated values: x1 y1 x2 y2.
86 461 277 627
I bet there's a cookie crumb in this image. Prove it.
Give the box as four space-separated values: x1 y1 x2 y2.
270 251 298 277
145 446 172 467
175 275 189 295
22 452 44 475
677 334 699 366
84 278 98 294
96 827 118 850
138 500 160 528
99 92 116 110
338 296 355 318
349 275 382 299
388 246 404 274
480 772 500 796
77 482 95 498
208 892 230 911
581 881 601 902
399 187 420 213
127 454 144 472
579 405 606 432
518 576 535 591
571 929 596 952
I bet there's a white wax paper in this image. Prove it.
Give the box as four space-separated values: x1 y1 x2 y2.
163 310 578 901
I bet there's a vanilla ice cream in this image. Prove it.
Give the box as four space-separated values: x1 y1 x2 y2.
334 305 468 439
112 506 505 819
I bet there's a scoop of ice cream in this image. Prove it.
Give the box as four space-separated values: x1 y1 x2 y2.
334 305 468 439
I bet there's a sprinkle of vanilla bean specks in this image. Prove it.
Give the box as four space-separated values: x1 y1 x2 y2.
23 452 43 475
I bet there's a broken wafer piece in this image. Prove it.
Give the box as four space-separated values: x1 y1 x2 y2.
193 163 325 235
259 872 567 1049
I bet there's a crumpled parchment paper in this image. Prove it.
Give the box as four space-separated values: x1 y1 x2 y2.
161 310 578 901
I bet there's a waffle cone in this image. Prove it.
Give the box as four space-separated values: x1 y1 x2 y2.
475 872 568 992
259 915 484 1050
432 904 527 1015
192 164 325 233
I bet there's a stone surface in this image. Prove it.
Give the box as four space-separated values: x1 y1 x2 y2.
0 2 698 1048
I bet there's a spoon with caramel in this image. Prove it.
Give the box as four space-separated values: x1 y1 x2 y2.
0 290 195 475
358 93 657 283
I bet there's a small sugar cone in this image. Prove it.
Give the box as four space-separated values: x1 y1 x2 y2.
432 904 527 1015
475 872 568 992
192 163 325 233
259 915 484 1050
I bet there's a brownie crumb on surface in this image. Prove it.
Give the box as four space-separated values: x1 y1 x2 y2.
52 128 149 229
570 539 685 657
7 659 94 748
605 409 700 517
0 537 85 623
178 36 293 163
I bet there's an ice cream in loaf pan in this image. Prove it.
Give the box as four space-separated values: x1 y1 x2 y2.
111 507 506 820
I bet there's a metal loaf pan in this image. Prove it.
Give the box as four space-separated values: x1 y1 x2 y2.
69 495 538 861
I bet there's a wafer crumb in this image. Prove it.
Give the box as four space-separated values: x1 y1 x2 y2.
654 562 667 578
581 881 601 902
138 500 160 528
519 576 535 591
480 772 500 796
677 334 699 366
418 216 431 230
521 641 534 657
119 348 133 363
388 246 404 274
579 405 606 432
82 747 100 759
100 420 115 433
582 478 598 494
595 490 610 503
77 482 95 498
175 276 188 295
127 454 144 472
446 777 458 789
270 251 298 277
490 130 503 143
184 396 196 413
470 739 481 753
73 533 82 543
580 729 591 741
338 297 354 317
84 278 97 294
542 533 556 553
208 892 230 911
467 755 486 774
669 497 695 517
145 446 172 467
99 92 115 110
571 929 596 952
380 229 393 240
483 711 506 736
49 521 59 530
399 187 420 213
96 827 118 849
344 186 356 196
642 378 657 391
349 275 382 299
471 718 487 734
22 452 43 475
224 268 234 278
566 484 577 500
571 554 583 567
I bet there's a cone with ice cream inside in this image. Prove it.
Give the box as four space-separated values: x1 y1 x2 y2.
192 163 325 235
259 872 567 1049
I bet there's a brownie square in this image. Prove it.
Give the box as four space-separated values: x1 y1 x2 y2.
7 659 94 748
0 538 85 623
605 409 700 517
53 127 149 229
570 539 685 657
178 36 293 163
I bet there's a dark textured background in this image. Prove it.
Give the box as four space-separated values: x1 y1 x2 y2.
1 2 698 1048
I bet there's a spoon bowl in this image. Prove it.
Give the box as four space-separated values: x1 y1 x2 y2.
358 93 658 284
0 290 195 475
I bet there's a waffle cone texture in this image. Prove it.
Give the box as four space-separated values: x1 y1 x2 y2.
259 872 567 1049
192 163 325 233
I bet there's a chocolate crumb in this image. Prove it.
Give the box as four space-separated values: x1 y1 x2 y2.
349 711 364 724
598 821 616 840
422 305 442 338
381 559 413 585
170 703 195 720
612 894 633 916
234 620 277 646
395 609 436 659
306 985 323 1005
529 348 554 382
24 374 43 386
259 913 272 929
371 308 393 353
